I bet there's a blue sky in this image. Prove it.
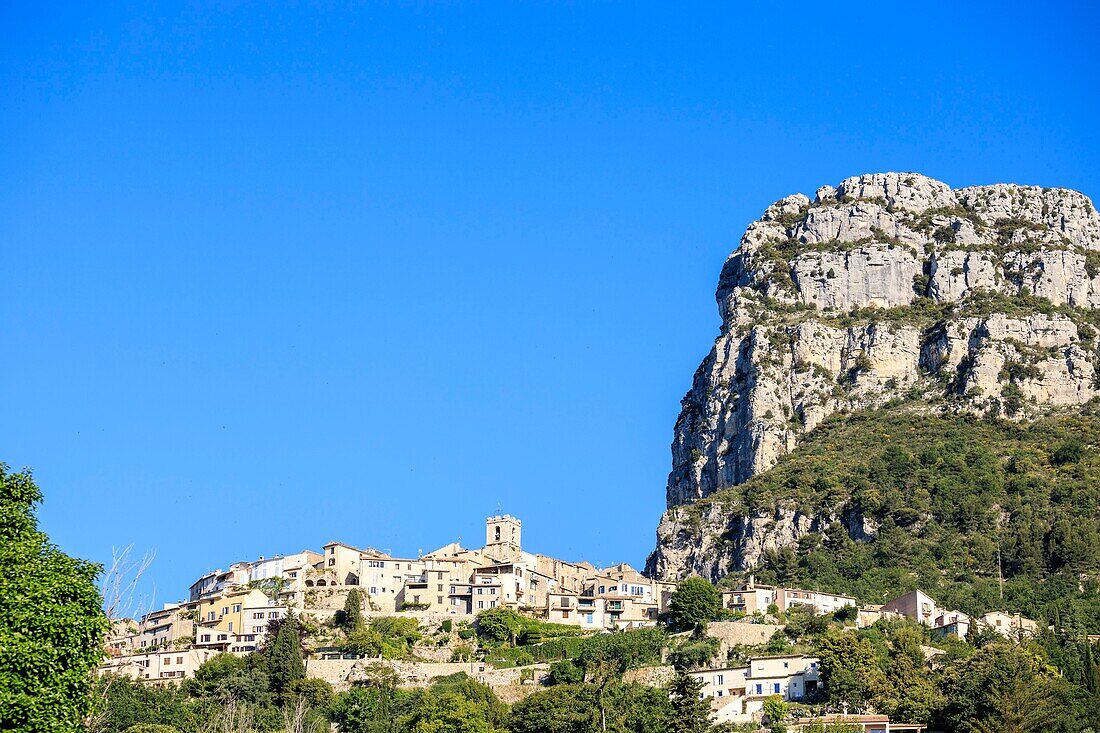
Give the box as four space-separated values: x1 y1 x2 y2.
2 2 1098 606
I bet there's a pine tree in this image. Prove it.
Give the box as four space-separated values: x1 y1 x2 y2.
668 672 712 733
266 611 305 695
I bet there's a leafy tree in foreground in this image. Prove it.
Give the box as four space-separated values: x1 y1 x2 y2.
668 577 721 630
0 464 110 732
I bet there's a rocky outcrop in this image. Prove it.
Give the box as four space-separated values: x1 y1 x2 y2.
648 173 1100 580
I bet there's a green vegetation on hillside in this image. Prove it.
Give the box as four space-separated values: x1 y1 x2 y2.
698 406 1100 630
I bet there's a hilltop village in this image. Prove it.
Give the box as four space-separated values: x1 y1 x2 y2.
100 514 1043 729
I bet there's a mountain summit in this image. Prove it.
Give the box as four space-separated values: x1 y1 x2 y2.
647 172 1100 584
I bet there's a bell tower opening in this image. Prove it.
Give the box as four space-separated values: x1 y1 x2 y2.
485 514 522 555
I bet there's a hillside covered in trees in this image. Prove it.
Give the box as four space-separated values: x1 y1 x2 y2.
663 405 1100 632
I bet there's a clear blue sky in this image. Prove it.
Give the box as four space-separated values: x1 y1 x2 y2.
2 2 1098 607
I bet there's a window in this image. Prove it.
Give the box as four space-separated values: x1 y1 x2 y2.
228 622 233 632
217 634 227 641
177 657 183 664
756 685 762 695
221 607 228 616
478 601 485 609
413 595 420 603
254 612 265 620
716 690 723 697
716 674 724 685
164 657 170 665
437 596 443 604
329 547 335 554
328 559 336 566
773 683 781 694
490 601 497 608
232 604 241 613
269 611 278 618
783 662 789 669
201 634 211 642
437 584 443 592
254 626 264 633
585 613 594 623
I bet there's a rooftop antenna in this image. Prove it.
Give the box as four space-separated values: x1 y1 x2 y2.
496 503 503 516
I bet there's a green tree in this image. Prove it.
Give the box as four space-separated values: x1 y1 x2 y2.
667 673 710 733
338 589 365 632
330 664 409 733
0 465 110 732
90 675 202 733
475 608 524 645
815 631 887 712
548 660 584 685
508 685 599 733
762 694 789 732
936 641 1073 733
668 577 721 630
266 611 305 696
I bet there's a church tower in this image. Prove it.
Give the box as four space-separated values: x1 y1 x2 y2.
484 514 522 558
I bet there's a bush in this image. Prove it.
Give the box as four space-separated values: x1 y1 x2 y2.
476 608 525 644
668 636 720 670
1051 438 1084 466
834 605 858 622
449 645 474 662
547 660 584 685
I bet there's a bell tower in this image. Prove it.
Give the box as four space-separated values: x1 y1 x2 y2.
484 514 522 557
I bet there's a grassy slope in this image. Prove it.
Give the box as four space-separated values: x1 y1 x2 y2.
701 405 1100 631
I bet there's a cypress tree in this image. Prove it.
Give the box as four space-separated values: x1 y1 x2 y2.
266 611 305 695
668 672 712 733
341 589 364 631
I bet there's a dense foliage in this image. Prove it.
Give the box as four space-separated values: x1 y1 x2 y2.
808 618 1100 732
698 407 1100 629
668 577 721 631
1 465 109 732
343 615 423 659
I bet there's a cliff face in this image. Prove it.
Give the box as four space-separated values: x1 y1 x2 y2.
647 172 1100 581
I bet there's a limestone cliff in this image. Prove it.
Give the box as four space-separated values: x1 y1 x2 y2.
647 172 1100 581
